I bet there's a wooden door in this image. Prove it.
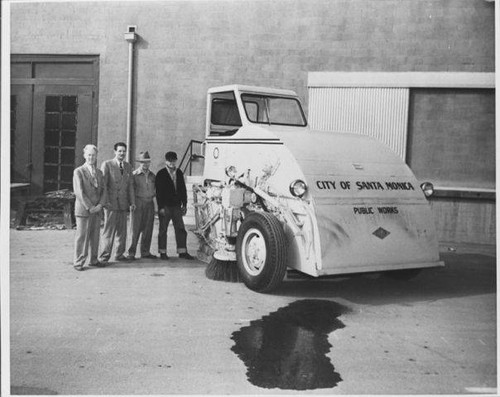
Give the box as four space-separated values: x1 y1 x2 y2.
10 85 33 183
31 85 94 193
11 55 99 196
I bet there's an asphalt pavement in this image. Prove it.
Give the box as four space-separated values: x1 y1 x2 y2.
6 225 497 395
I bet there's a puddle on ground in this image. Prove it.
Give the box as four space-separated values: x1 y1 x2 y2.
231 299 349 390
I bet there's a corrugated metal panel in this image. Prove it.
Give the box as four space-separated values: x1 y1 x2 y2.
308 87 409 159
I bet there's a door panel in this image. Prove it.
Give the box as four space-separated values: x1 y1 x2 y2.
32 85 93 194
11 85 33 183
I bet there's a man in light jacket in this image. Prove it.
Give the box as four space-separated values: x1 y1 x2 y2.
99 142 136 263
73 144 107 271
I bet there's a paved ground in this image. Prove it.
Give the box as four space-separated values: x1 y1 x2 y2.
6 224 497 395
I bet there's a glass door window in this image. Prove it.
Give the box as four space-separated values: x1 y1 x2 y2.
43 95 78 192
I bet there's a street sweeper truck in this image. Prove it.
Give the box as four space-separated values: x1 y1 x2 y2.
192 84 444 292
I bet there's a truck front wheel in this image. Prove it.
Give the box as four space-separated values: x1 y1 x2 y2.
236 212 287 293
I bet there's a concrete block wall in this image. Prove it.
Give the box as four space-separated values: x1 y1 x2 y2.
10 0 495 244
431 199 496 245
10 0 495 172
406 87 495 245
408 88 495 189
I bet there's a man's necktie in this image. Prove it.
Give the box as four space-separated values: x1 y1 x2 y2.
120 162 124 175
90 167 98 188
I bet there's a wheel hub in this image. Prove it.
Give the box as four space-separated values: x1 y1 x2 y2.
242 228 267 276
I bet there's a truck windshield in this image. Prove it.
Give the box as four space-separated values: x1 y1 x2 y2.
241 94 307 127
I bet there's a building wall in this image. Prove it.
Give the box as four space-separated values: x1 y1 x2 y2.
406 86 495 244
407 88 495 190
430 198 496 245
10 0 495 243
11 0 494 168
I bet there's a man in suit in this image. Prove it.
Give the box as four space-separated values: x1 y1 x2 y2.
126 151 157 260
155 151 194 260
73 144 107 271
99 142 136 263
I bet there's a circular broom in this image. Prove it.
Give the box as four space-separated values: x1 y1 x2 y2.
205 257 242 282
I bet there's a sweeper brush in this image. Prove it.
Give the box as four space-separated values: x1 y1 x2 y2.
193 184 242 283
205 258 241 282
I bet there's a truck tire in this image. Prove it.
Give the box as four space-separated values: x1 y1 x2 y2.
236 211 287 292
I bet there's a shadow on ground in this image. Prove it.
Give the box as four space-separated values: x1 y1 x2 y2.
272 252 496 305
11 386 58 395
106 259 206 269
62 259 206 270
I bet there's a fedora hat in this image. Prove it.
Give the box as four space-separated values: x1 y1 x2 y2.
136 151 152 162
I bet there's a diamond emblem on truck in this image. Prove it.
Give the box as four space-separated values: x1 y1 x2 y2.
373 227 390 240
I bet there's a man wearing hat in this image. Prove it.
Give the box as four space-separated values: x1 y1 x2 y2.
155 151 194 260
126 151 158 259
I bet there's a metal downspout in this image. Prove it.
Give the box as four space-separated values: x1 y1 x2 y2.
124 26 138 163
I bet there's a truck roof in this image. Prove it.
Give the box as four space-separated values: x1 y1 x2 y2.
208 84 298 97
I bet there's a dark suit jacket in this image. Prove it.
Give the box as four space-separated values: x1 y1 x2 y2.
155 167 187 208
73 165 106 217
101 159 135 210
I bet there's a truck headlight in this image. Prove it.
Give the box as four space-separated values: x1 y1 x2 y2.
289 179 308 198
420 182 434 197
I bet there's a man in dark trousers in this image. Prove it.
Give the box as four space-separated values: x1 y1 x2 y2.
155 151 195 260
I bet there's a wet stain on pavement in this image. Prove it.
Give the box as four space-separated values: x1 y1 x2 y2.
231 299 349 390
